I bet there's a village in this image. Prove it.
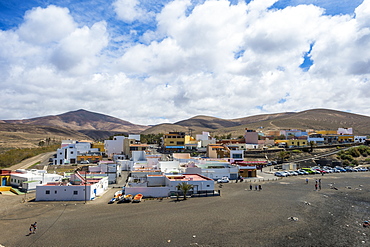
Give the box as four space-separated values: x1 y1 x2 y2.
1 127 368 203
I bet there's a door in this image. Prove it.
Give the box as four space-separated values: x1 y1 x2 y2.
2 177 7 186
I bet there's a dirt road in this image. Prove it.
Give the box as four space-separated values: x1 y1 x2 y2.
7 152 55 171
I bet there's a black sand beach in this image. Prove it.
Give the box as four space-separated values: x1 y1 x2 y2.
1 172 370 247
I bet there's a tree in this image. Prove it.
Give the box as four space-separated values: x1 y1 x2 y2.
277 151 290 163
176 182 194 200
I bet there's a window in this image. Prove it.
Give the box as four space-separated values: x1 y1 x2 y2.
46 190 50 194
232 154 242 159
207 185 210 187
73 191 78 195
54 190 57 194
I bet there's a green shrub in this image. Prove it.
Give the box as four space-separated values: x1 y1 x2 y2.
342 160 350 166
348 147 361 158
291 150 302 153
0 144 59 169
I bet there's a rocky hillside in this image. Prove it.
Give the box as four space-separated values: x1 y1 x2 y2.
3 109 149 140
143 109 370 137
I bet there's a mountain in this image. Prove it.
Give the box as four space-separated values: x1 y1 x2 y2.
0 123 90 150
4 109 149 140
142 109 370 137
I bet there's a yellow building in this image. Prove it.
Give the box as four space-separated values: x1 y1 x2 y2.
275 139 308 148
0 170 12 186
163 132 187 152
207 144 229 158
338 135 354 143
92 142 105 152
316 130 337 135
123 138 149 158
77 153 103 164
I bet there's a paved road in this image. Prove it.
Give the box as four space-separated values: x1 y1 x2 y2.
7 152 55 171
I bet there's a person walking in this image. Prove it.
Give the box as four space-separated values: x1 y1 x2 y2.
250 184 253 190
306 178 308 184
258 185 262 191
29 224 33 235
32 222 37 234
315 183 318 191
255 185 258 191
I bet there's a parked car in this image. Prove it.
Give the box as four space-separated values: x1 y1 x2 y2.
298 170 309 175
288 171 298 176
274 172 287 177
80 160 90 164
301 168 315 174
217 177 230 183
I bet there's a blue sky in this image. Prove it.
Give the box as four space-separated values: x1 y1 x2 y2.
0 0 369 124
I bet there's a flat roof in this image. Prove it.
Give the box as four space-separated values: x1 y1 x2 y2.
167 174 212 181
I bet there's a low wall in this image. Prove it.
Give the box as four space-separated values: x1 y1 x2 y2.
125 187 171 198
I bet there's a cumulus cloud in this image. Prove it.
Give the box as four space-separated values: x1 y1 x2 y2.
1 0 370 124
113 0 154 23
17 5 76 45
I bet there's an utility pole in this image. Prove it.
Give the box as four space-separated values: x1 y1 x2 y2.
84 171 87 204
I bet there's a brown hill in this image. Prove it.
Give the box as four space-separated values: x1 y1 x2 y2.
0 123 90 151
4 109 149 140
213 109 370 137
143 109 370 137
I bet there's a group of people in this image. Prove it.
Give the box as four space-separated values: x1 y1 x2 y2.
249 184 262 191
29 222 37 235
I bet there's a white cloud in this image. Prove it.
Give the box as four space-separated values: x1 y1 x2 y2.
1 0 370 125
113 0 154 23
17 5 76 45
50 21 109 74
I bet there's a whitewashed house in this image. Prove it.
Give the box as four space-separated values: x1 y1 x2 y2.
36 176 108 201
10 169 62 192
125 174 214 198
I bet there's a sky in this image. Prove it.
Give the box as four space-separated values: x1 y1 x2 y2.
0 0 369 125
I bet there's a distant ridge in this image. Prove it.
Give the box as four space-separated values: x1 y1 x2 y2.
3 109 149 140
142 109 370 136
1 109 369 142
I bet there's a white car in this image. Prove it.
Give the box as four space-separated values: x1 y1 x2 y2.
217 177 230 183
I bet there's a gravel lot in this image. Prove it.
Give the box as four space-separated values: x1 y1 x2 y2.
1 172 370 247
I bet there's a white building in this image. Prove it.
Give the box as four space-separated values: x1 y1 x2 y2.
88 161 121 184
10 169 62 192
185 161 239 180
354 136 367 143
337 128 353 135
35 176 108 201
125 174 215 198
104 136 127 157
54 141 99 165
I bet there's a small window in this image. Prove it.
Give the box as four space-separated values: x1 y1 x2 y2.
207 185 210 187
73 191 78 195
46 190 50 194
54 190 57 194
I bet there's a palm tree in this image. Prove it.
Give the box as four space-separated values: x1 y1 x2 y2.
176 182 194 200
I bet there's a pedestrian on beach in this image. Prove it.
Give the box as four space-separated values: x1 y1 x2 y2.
315 183 318 191
250 184 253 190
259 185 262 191
255 185 258 191
29 225 33 235
306 178 308 184
32 222 37 234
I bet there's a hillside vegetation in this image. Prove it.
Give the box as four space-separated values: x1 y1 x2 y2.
0 144 60 169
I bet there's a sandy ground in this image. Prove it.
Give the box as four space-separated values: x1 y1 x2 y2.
1 172 370 247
